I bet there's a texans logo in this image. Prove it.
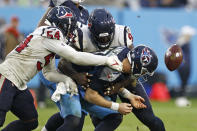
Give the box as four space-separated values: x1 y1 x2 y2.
140 48 152 66
57 7 73 19
59 12 73 19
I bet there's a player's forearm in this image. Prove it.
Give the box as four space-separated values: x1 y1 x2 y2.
43 69 70 84
58 58 78 78
42 58 69 83
118 77 134 89
118 88 135 99
64 50 108 66
61 49 122 72
44 39 122 71
108 77 135 94
85 88 112 108
47 41 108 66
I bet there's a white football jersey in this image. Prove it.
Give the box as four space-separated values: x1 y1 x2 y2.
0 26 109 90
0 26 66 90
71 24 133 52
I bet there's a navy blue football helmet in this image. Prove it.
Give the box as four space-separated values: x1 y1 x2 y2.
127 45 158 78
88 8 115 50
46 6 77 37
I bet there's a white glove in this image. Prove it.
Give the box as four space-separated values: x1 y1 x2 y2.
51 77 78 102
51 82 68 102
106 55 123 72
65 77 78 97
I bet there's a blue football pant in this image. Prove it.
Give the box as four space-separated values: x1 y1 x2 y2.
119 82 166 131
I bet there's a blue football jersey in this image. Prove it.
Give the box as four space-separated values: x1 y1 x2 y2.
73 46 130 96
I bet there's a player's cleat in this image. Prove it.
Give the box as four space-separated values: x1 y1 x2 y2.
175 97 191 107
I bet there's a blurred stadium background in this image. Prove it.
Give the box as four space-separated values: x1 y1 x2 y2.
0 0 197 131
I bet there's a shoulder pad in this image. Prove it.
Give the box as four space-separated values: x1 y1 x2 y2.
80 6 89 15
123 26 133 47
33 26 65 41
116 25 133 47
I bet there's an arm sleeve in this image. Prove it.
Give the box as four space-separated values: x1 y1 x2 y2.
42 58 71 83
42 38 108 66
85 88 112 109
118 88 134 99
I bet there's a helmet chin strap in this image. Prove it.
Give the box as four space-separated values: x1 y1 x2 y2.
132 66 154 79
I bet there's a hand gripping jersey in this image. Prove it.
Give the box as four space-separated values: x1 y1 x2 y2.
94 46 130 82
0 26 109 90
78 46 130 96
71 24 133 52
91 46 130 98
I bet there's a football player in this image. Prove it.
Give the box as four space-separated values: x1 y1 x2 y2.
72 45 155 131
0 6 122 131
70 8 133 52
82 45 156 131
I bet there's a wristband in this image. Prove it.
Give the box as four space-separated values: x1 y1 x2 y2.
119 88 131 98
110 102 119 111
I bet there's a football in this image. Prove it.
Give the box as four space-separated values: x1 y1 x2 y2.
165 44 183 71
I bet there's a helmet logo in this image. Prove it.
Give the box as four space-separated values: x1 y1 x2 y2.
59 12 73 18
140 47 152 66
57 7 73 19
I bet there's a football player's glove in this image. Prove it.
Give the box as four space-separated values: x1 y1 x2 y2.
106 55 123 72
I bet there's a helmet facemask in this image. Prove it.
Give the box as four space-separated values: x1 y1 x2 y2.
92 31 115 50
88 8 115 50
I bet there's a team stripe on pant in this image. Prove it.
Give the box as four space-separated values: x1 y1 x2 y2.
0 74 6 93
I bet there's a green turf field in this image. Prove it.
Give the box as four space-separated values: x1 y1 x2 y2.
1 99 197 131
